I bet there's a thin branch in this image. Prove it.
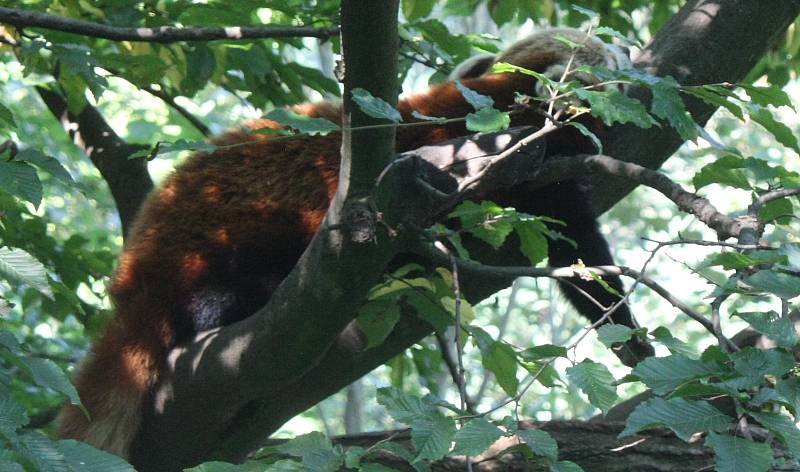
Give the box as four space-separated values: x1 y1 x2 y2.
748 188 800 214
0 7 339 43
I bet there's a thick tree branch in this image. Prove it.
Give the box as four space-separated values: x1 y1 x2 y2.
195 2 798 465
36 87 152 238
0 7 339 42
595 0 800 212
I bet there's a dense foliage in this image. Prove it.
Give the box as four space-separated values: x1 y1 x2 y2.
0 1 799 471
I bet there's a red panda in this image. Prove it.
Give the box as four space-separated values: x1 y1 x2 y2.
58 28 645 459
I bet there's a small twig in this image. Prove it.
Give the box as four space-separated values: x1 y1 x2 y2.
748 188 800 214
0 7 339 43
434 240 473 472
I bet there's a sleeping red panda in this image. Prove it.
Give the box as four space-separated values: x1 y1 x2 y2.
58 27 648 459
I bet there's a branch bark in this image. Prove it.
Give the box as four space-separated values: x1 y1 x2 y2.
36 87 152 238
595 0 800 211
0 7 339 42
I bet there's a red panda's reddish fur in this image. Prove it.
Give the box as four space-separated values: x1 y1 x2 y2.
58 29 630 459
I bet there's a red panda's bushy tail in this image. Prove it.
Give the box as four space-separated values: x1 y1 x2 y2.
58 315 165 459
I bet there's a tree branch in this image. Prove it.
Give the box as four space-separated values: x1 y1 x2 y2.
0 7 339 43
595 0 800 212
35 87 152 238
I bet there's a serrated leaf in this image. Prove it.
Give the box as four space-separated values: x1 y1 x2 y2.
571 5 598 18
743 270 800 299
0 161 42 207
700 251 784 271
566 121 602 152
566 360 617 413
740 84 795 110
631 355 719 395
734 311 798 348
705 433 772 472
18 432 68 472
650 79 698 141
516 429 558 461
0 393 28 437
452 418 504 456
14 149 75 186
620 397 732 440
650 327 699 358
376 388 456 461
513 218 549 266
350 88 402 122
681 86 745 120
519 344 568 361
730 347 795 379
264 109 340 136
748 411 800 458
275 432 342 472
344 447 366 469
574 88 657 128
452 201 515 248
19 357 80 405
758 197 793 224
411 111 447 122
0 247 51 297
692 155 752 190
357 299 402 349
480 341 519 396
748 105 800 155
455 80 494 109
58 440 135 471
466 107 510 133
776 377 800 418
596 324 634 347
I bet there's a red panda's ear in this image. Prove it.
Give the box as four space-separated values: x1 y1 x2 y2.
449 54 497 80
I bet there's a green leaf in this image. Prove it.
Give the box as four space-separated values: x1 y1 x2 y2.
551 461 585 472
186 461 275 471
58 440 135 472
350 88 402 122
0 102 16 129
700 251 785 271
743 270 800 298
519 344 568 361
730 347 795 379
748 411 800 459
739 84 795 110
571 5 599 18
596 325 634 347
734 311 798 348
566 122 602 153
748 105 800 155
455 81 494 110
344 447 366 469
566 360 618 413
0 392 28 437
758 197 793 224
650 327 699 358
681 86 744 120
480 341 519 396
451 201 514 248
705 433 772 472
631 355 719 395
15 149 75 186
649 78 698 140
376 388 456 461
19 357 80 405
0 247 51 297
452 418 504 456
402 0 436 20
516 429 558 462
18 432 68 472
776 377 800 418
275 432 343 472
357 299 402 349
620 397 732 441
574 88 657 128
0 161 43 207
465 107 510 133
514 218 549 266
264 109 340 136
692 155 752 190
